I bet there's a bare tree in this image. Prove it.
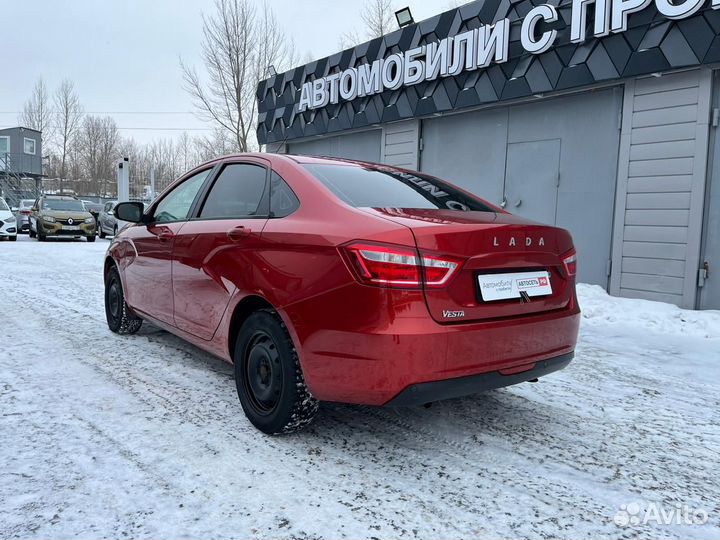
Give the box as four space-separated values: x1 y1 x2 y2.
181 0 296 152
78 116 120 196
340 0 395 48
54 80 83 194
20 79 53 137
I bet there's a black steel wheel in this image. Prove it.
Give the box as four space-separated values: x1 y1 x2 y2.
234 310 318 434
104 265 142 334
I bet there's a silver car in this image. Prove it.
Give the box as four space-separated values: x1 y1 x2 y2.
14 199 35 233
98 201 118 238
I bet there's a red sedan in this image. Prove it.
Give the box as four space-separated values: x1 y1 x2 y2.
107 154 579 434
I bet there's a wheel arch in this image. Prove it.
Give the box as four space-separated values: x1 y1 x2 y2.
227 294 277 360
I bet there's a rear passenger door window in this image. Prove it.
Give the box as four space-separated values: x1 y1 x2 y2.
199 163 268 219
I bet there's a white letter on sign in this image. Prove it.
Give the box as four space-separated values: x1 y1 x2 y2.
477 19 510 67
571 0 612 43
403 46 426 85
655 0 704 19
521 5 559 54
611 0 652 32
311 78 329 108
298 82 312 112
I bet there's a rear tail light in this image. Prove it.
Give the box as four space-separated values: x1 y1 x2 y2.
20 210 31 215
562 251 577 277
343 242 461 288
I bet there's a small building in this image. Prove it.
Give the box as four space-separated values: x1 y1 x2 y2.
0 126 43 206
257 0 720 310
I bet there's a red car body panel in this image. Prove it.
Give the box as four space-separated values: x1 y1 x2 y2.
107 153 580 406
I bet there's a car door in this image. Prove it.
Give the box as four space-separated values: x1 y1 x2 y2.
172 160 270 340
123 168 213 324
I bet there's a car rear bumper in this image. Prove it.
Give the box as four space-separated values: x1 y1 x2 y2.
385 351 573 406
284 284 580 406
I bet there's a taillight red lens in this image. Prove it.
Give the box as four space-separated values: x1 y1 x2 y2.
343 243 460 288
562 252 577 277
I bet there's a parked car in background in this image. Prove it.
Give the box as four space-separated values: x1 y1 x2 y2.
0 197 18 241
98 201 118 238
105 153 580 434
14 199 35 233
99 201 147 238
30 195 96 242
82 200 104 226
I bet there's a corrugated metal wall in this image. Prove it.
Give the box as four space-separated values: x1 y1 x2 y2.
611 69 711 308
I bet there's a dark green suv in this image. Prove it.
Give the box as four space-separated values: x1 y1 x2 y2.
30 195 96 242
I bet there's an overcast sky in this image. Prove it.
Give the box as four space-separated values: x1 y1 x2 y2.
2 0 452 144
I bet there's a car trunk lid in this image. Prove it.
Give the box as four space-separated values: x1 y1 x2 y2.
363 208 575 323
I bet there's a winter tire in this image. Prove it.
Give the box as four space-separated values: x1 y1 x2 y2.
29 227 36 238
87 235 96 242
9 236 16 241
105 265 143 334
99 227 106 239
234 310 318 434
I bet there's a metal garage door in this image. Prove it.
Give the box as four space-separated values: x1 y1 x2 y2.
699 74 720 309
420 88 623 287
287 129 382 162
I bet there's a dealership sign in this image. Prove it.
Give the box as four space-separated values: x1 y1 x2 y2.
298 0 718 111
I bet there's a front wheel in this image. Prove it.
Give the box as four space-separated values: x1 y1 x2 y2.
87 235 96 242
9 236 16 242
105 266 142 334
234 310 318 434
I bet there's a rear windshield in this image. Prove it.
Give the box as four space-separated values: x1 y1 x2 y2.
21 199 35 206
43 199 85 212
304 164 494 212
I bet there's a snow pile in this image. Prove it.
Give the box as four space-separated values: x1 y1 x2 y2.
578 283 720 339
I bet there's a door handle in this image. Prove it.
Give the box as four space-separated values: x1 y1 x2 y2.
515 199 522 208
227 225 251 241
157 230 175 242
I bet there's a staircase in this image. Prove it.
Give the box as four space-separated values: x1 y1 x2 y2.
0 153 42 207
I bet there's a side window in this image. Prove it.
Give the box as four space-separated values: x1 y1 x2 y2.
199 163 267 219
154 169 211 223
270 171 300 218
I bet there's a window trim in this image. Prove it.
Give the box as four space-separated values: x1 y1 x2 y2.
147 166 217 225
23 137 36 155
0 136 9 154
190 160 271 222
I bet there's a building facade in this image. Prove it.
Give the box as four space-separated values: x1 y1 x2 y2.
0 127 43 207
257 0 720 309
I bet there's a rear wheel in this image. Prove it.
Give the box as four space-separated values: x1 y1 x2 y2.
99 226 106 239
234 310 318 434
37 229 45 241
29 226 36 238
105 265 142 334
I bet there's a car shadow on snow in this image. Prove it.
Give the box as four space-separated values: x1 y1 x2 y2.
134 322 561 449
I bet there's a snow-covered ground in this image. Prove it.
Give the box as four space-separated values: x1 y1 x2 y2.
1 234 718 540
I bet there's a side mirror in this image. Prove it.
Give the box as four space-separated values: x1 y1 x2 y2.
114 201 145 223
108 209 115 216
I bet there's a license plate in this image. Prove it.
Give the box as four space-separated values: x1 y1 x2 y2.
63 225 81 231
477 270 552 301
